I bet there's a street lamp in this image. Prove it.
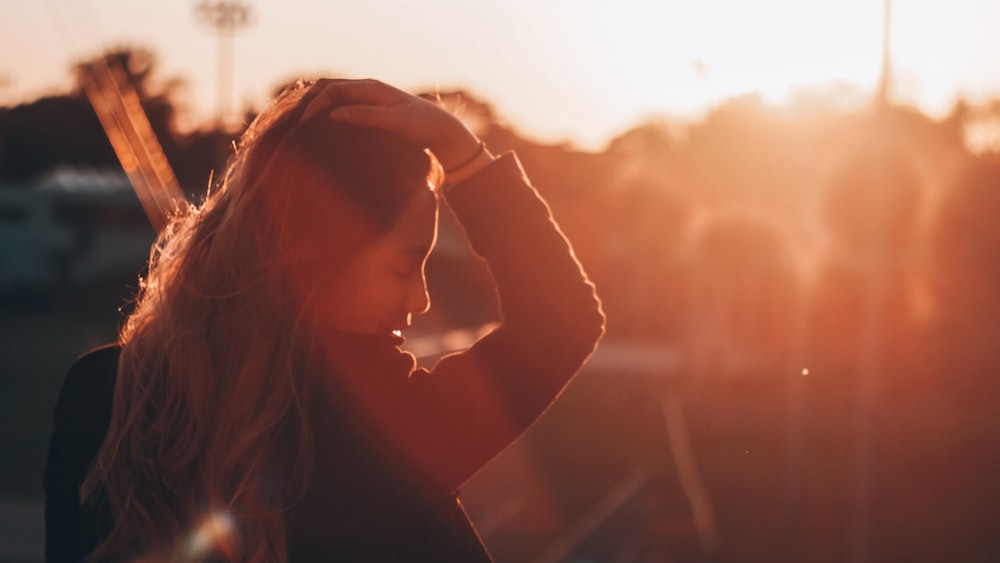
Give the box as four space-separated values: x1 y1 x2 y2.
195 0 252 129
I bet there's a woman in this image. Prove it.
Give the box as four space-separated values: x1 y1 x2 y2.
44 79 604 562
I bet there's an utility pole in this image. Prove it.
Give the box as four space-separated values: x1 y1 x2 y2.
195 0 252 130
849 5 895 562
875 0 892 108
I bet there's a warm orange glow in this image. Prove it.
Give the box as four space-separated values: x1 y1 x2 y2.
582 1 882 108
5 1 1000 148
537 0 887 147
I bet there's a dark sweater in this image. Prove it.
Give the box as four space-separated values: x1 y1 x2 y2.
44 153 605 562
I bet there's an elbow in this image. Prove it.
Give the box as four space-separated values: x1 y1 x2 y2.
553 279 607 360
576 278 606 340
582 282 607 350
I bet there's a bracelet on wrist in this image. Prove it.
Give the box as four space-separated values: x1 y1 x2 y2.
445 141 487 175
443 141 494 190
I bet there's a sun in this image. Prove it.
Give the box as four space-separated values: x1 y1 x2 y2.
579 0 887 116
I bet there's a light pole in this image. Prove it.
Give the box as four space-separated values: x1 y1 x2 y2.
876 0 892 108
195 0 252 130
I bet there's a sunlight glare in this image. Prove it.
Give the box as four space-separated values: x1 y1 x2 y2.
964 115 1000 153
185 511 236 560
578 0 884 119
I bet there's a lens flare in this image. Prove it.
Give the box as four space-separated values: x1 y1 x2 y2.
184 511 236 560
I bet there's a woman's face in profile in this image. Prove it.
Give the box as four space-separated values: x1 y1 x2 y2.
324 189 439 337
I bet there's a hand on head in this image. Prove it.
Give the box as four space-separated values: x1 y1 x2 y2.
300 78 488 175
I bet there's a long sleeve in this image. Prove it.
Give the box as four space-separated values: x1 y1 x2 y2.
321 152 605 495
43 345 119 562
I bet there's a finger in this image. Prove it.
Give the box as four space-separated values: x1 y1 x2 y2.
326 104 399 131
321 79 414 109
300 78 356 122
300 94 331 122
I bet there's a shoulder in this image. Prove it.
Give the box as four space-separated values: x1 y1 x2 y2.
68 343 121 378
44 345 121 557
52 344 120 425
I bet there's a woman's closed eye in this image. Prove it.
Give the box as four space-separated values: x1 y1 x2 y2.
393 256 423 280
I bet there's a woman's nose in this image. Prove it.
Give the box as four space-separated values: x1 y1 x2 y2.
406 273 431 316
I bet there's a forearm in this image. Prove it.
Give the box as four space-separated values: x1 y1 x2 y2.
445 152 605 343
324 152 604 494
412 152 604 488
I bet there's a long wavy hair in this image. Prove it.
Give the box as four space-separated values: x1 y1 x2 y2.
82 81 443 562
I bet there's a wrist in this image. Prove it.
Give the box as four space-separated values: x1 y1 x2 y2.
443 141 495 188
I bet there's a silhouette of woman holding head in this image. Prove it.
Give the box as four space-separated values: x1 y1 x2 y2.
44 78 604 562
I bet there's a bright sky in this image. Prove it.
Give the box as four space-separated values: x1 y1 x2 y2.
1 0 999 149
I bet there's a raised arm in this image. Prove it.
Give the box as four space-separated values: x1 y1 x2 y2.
417 151 606 489
307 79 605 493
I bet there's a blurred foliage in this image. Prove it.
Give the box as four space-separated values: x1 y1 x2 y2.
0 46 231 191
4 44 1000 562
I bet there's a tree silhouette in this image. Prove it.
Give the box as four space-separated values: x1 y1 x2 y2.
0 46 223 190
0 93 112 183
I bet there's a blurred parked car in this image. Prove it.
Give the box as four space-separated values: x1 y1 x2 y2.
0 168 155 299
